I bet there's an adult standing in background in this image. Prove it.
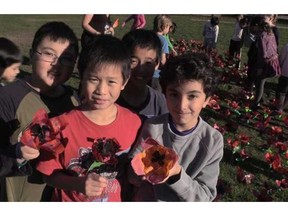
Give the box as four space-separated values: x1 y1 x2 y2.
122 14 146 31
81 14 114 49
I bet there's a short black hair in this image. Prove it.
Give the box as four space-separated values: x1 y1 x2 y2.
159 53 218 98
122 29 162 64
0 37 22 76
31 21 79 57
78 34 131 83
210 16 219 26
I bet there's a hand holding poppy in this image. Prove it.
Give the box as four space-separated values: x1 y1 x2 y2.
20 109 68 155
85 172 109 197
20 142 40 161
131 137 179 184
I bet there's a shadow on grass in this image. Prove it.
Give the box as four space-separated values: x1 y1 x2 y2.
222 148 283 180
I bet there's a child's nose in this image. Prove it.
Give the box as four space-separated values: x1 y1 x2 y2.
95 82 107 94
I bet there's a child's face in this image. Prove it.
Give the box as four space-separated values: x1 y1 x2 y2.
31 36 77 89
1 62 21 82
130 47 159 86
163 24 171 35
81 63 127 111
165 80 210 131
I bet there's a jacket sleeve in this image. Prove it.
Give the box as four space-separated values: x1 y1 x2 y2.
0 153 32 177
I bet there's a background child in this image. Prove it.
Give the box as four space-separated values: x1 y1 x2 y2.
164 22 178 56
0 38 40 178
117 29 168 120
263 14 280 47
122 14 146 31
153 14 172 67
251 19 281 110
152 14 173 91
203 15 219 53
128 53 224 201
0 37 22 86
0 21 79 201
36 35 142 202
228 15 247 69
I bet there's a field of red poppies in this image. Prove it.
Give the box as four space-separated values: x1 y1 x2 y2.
1 14 287 201
173 39 288 201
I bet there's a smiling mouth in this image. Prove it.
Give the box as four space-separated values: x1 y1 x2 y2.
93 98 107 104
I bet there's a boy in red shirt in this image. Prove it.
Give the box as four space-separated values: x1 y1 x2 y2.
36 35 142 201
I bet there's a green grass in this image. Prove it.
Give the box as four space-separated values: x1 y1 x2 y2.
1 14 288 201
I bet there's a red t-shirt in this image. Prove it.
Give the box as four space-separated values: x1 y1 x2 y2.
37 105 141 202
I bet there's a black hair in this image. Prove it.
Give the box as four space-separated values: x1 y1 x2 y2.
31 21 79 57
159 53 218 98
122 29 162 65
210 16 219 26
78 34 131 83
0 37 22 76
249 15 263 28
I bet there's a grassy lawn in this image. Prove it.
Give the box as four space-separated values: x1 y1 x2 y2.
1 14 288 201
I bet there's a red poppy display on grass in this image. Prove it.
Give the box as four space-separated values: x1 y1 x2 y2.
131 137 178 184
20 109 68 155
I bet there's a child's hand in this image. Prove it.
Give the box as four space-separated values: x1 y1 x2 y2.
128 164 146 187
154 161 182 185
172 49 178 56
85 172 108 197
20 142 40 161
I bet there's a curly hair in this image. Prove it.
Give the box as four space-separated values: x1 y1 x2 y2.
159 52 218 98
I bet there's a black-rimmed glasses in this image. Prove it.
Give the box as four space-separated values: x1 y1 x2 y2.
34 50 76 67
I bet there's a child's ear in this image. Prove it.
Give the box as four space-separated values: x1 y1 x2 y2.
155 61 160 70
121 76 130 90
203 96 211 108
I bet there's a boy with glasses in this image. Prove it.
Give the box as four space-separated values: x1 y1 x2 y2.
0 21 79 201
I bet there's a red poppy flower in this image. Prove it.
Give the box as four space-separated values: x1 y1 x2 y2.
131 137 178 184
20 109 67 155
91 137 121 164
276 178 288 188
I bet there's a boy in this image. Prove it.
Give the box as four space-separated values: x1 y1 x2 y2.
117 29 168 120
128 53 224 201
36 35 142 202
0 21 79 201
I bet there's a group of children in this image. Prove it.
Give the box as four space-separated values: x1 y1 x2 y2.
203 14 287 114
10 13 288 202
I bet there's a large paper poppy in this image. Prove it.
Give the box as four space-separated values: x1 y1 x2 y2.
20 109 68 155
131 137 178 184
